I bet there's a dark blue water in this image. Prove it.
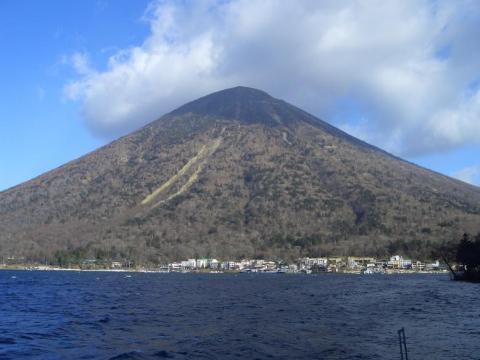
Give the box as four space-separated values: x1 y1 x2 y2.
1 271 479 359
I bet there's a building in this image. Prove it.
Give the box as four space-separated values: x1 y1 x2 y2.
180 260 195 269
347 257 376 269
388 255 412 269
425 260 441 271
299 257 328 270
169 262 182 271
208 259 220 269
239 259 253 269
196 259 209 269
288 264 298 272
411 261 425 271
111 261 122 269
221 261 240 270
324 257 344 272
263 261 277 271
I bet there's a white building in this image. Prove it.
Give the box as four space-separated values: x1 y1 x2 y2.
111 261 122 269
180 259 197 269
388 255 412 269
208 259 220 269
221 261 233 270
288 264 298 272
347 257 376 269
196 259 209 269
240 259 253 269
263 261 277 270
425 260 441 271
299 257 328 269
169 262 182 271
411 261 425 271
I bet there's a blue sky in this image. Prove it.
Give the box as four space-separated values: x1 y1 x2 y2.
0 0 150 190
1 0 480 191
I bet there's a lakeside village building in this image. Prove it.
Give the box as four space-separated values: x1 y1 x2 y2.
163 255 444 273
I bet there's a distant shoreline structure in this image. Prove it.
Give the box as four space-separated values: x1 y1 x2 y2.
1 254 448 275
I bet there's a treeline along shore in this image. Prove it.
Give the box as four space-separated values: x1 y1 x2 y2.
2 233 476 276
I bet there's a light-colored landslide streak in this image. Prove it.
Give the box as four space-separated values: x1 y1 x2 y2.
141 144 209 205
162 137 222 204
142 136 222 207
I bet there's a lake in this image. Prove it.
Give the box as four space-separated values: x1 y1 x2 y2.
0 271 479 359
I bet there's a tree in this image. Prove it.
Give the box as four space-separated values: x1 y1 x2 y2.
456 233 480 272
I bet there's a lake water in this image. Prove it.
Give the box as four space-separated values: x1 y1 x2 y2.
0 271 479 359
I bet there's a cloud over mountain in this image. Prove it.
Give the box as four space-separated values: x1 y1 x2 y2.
64 0 480 157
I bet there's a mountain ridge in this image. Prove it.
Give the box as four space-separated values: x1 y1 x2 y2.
168 86 403 158
4 86 474 194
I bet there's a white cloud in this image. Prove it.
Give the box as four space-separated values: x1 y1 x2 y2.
64 0 480 156
67 52 95 76
453 165 480 186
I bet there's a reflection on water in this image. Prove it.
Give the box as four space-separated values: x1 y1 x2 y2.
0 271 479 359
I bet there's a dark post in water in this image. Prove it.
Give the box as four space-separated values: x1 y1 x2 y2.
398 328 409 360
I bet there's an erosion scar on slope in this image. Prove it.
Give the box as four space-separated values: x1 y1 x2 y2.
141 136 223 207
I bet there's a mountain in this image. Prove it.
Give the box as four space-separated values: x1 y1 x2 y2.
1 86 480 264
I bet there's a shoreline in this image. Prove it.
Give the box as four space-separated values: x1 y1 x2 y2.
0 266 449 275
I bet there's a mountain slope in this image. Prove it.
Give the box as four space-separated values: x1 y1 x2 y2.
1 86 479 263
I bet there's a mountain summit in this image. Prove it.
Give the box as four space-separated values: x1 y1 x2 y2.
170 86 307 127
171 87 370 144
1 87 479 263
